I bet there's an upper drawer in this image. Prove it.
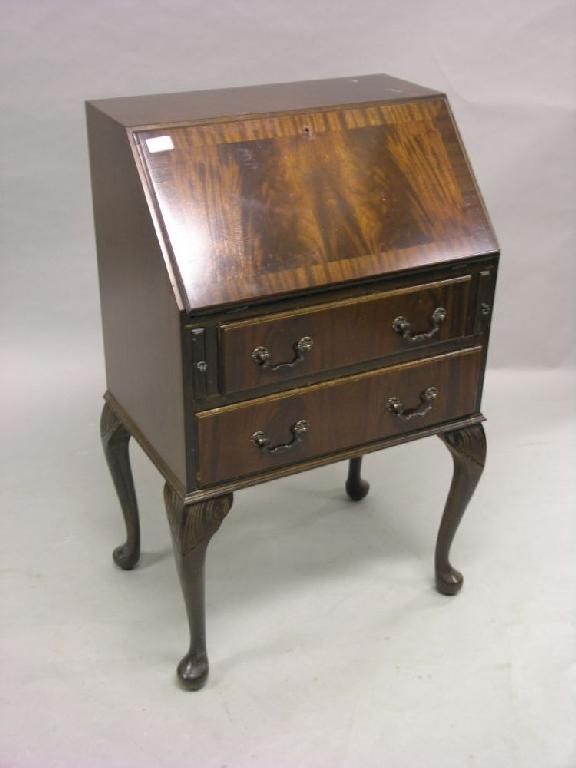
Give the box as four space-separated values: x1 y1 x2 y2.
220 275 472 394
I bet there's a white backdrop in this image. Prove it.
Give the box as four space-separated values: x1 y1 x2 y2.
1 0 575 370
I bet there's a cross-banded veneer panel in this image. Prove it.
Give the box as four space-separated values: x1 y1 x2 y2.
135 98 497 311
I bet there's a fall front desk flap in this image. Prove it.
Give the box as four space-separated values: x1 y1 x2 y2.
128 90 497 312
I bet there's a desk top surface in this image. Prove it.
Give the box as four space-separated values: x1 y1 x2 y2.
89 74 439 128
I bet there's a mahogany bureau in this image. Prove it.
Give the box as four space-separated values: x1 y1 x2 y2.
86 74 498 690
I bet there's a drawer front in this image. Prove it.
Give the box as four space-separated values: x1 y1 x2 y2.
220 276 471 394
196 346 482 486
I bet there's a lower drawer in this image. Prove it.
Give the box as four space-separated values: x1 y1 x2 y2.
196 347 483 486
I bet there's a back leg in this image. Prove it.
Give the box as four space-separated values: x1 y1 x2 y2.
100 401 141 570
345 456 370 501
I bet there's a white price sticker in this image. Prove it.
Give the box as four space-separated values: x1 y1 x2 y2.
146 135 174 153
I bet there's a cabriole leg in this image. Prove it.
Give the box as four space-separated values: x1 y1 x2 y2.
100 401 141 570
164 484 233 691
345 456 370 501
436 423 487 596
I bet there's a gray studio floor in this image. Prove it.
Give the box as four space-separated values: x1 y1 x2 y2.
1 354 574 767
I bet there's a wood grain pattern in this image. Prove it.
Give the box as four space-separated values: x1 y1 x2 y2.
196 347 483 486
183 415 484 504
219 275 472 393
135 97 497 311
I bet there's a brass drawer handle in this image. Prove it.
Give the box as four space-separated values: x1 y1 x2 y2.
252 419 310 454
392 307 447 342
251 336 313 371
386 386 439 421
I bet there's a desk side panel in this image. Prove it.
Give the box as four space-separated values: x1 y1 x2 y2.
86 105 187 488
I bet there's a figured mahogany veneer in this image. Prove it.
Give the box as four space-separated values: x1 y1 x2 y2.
134 97 496 311
87 74 499 691
220 275 472 394
197 347 483 486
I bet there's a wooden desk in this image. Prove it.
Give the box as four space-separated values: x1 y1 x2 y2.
87 74 497 690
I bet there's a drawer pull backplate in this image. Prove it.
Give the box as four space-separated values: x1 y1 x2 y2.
393 307 447 343
252 419 310 454
386 386 439 421
251 336 314 371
